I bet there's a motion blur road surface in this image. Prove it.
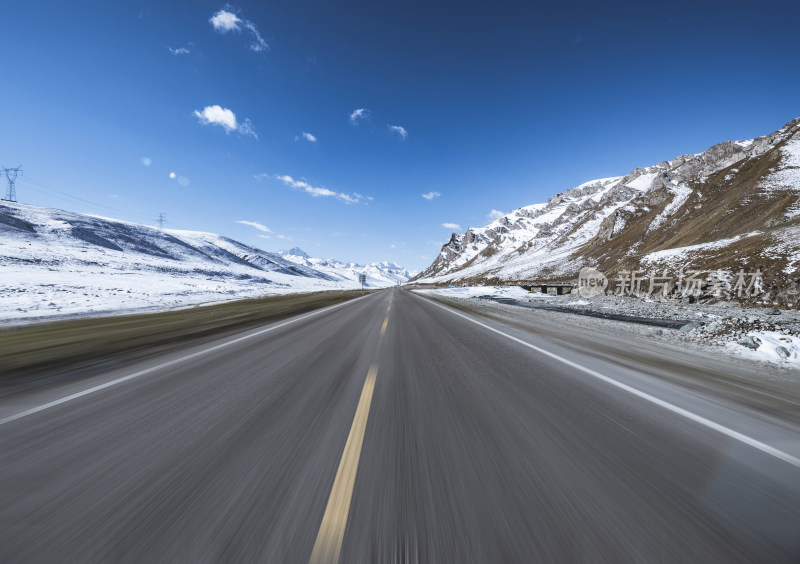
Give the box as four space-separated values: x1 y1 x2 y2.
2 288 799 562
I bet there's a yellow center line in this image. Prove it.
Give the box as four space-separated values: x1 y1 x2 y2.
380 316 389 336
309 365 378 564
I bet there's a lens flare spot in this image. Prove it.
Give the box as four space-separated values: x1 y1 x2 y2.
169 172 176 179
141 157 152 167
177 176 190 187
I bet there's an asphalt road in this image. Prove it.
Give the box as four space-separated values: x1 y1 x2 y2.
1 288 799 563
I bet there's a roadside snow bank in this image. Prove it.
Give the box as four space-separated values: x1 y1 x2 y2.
413 286 533 300
730 331 800 365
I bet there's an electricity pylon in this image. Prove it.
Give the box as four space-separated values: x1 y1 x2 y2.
2 166 22 201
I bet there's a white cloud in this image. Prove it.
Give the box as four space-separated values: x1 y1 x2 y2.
243 21 268 52
275 174 369 204
236 220 272 233
301 131 317 142
194 105 236 131
237 118 258 139
390 244 396 248
168 46 191 55
442 222 461 230
388 124 408 140
209 8 269 52
193 105 257 139
349 108 368 123
422 191 441 200
210 9 241 31
258 234 271 239
488 209 505 221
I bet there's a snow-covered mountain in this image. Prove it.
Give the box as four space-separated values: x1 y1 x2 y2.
0 202 388 323
413 118 800 304
279 248 417 287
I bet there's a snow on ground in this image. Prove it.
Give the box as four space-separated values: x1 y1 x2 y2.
413 286 534 300
575 176 624 191
0 201 407 325
768 225 800 275
647 184 693 233
760 139 800 192
625 172 658 192
0 264 347 326
728 331 800 366
641 231 762 264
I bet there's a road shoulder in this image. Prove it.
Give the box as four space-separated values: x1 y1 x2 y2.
411 290 800 427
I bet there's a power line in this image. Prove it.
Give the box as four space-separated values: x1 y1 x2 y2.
17 175 158 225
12 173 186 232
1 166 22 202
19 176 138 217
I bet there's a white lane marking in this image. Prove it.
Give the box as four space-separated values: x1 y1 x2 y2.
0 294 375 426
425 298 800 470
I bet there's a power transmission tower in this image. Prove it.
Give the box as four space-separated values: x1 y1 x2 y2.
2 166 22 202
156 213 167 231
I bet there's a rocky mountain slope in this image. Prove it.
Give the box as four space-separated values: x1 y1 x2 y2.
279 247 416 287
414 118 800 304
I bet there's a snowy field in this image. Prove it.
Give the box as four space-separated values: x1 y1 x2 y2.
0 201 404 326
0 265 349 326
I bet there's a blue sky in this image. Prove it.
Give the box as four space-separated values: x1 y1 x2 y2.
1 1 799 271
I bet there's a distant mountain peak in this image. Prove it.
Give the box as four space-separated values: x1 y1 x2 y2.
281 247 309 258
274 247 414 286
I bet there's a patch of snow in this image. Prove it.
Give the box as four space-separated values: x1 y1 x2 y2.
413 286 533 300
574 176 624 192
521 203 548 213
728 331 800 365
785 199 800 220
760 139 800 192
625 172 657 192
641 232 762 264
647 184 693 233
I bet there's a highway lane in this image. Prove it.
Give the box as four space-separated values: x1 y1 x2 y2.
1 287 799 562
